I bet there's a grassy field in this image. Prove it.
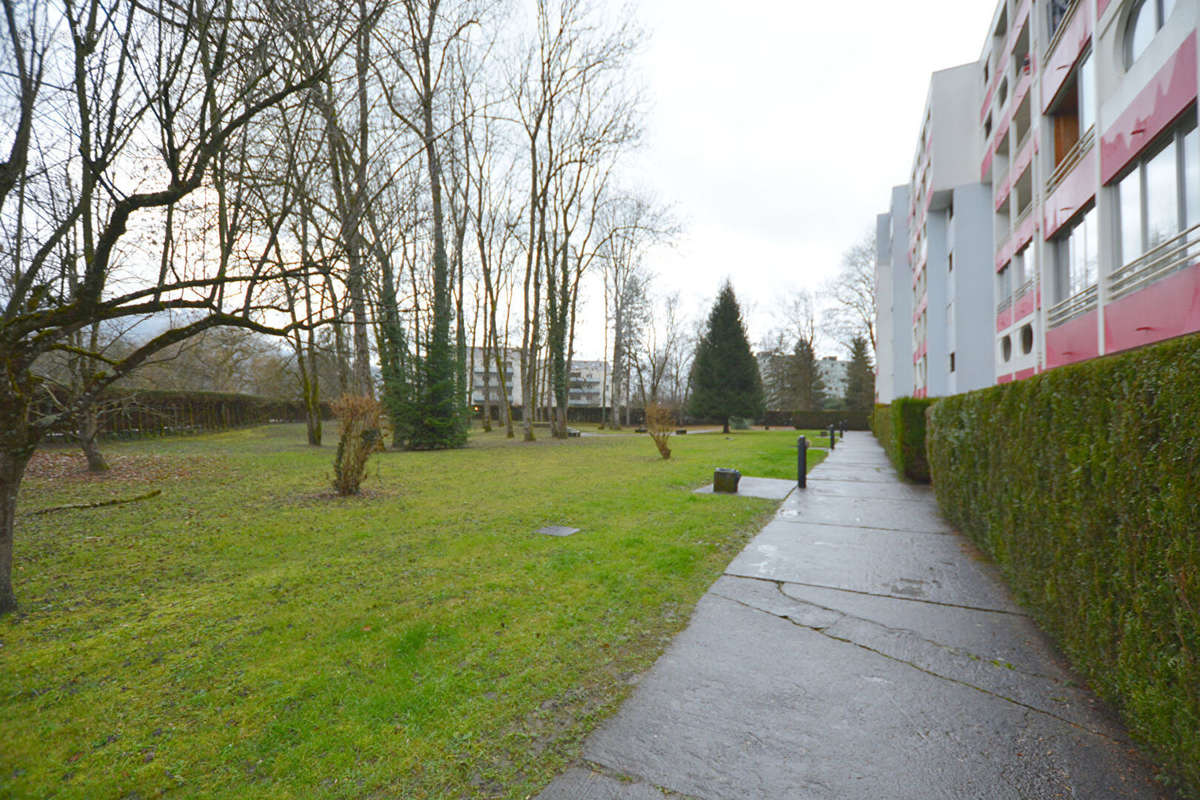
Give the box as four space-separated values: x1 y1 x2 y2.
2 424 826 799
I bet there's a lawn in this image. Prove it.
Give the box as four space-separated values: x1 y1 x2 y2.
2 424 825 799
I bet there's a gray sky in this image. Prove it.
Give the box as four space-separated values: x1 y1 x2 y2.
577 0 999 359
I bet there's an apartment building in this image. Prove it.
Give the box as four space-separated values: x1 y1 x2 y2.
876 65 996 400
875 186 913 403
468 348 611 409
878 0 1200 397
986 0 1199 378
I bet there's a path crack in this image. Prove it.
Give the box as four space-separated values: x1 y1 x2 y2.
709 588 1121 743
723 572 1027 617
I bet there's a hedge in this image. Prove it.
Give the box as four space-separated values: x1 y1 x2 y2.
926 334 1200 797
871 399 934 482
40 390 331 441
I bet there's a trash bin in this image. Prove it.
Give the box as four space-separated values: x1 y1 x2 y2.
713 468 741 493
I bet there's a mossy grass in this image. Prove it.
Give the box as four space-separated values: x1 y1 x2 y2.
3 424 823 799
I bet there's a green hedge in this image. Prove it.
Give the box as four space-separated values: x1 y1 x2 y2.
871 399 934 482
927 335 1200 797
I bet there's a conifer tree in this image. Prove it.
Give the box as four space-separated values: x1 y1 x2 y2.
688 282 765 433
789 337 827 412
844 335 876 411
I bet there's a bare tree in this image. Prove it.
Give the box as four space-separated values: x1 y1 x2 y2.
0 0 354 613
824 232 878 353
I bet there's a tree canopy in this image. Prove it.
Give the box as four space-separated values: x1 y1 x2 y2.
688 283 764 433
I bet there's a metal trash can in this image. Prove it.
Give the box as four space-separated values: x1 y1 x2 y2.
713 468 741 493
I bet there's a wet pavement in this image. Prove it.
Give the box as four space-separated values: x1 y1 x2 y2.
537 432 1173 800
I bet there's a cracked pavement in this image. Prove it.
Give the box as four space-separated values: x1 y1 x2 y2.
536 432 1175 800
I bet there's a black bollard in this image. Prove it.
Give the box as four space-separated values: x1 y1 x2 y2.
797 435 807 489
828 424 836 451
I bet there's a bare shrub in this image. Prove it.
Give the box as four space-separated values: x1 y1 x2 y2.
644 402 674 460
331 395 384 496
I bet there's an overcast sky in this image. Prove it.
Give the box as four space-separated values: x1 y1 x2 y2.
575 0 999 359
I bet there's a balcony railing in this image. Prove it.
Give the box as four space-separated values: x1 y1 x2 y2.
1107 222 1200 302
1045 0 1081 59
1014 202 1033 231
1047 284 1098 328
1015 278 1035 300
997 295 1014 313
1046 126 1095 196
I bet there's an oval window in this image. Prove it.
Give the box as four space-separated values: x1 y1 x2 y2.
1002 335 1013 363
1020 324 1034 355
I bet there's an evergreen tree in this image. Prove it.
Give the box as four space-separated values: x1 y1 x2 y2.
844 335 876 411
688 282 765 433
788 337 827 412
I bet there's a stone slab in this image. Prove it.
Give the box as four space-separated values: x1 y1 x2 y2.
693 476 796 500
724 518 1019 612
577 595 1165 800
777 491 954 534
536 525 580 537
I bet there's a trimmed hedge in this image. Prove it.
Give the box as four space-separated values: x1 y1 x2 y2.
871 399 934 482
927 335 1200 797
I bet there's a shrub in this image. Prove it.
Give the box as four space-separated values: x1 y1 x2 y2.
644 402 674 460
927 334 1200 797
331 394 384 496
788 409 871 431
871 399 934 482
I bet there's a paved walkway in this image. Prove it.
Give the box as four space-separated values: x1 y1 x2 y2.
538 432 1173 800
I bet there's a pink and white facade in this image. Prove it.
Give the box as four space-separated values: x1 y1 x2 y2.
878 0 1200 397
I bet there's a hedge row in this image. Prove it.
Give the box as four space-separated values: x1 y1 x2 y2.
42 390 331 441
926 335 1200 797
871 399 934 482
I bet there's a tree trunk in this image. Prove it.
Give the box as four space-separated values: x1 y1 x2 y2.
78 406 108 472
722 417 730 434
0 448 31 615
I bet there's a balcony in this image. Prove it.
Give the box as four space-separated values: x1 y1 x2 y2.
1048 284 1098 328
1046 126 1094 196
1045 0 1081 60
1107 222 1200 302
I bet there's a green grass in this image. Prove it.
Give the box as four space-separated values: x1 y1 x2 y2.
2 424 824 799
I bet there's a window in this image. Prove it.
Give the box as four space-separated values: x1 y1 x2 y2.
998 264 1013 307
1002 335 1013 362
949 352 956 373
1021 324 1034 355
948 252 954 273
1115 115 1198 267
1050 52 1095 169
1126 0 1177 67
1049 0 1072 41
1054 206 1097 302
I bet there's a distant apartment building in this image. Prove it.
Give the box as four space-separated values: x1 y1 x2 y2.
878 0 1200 397
468 348 610 409
817 356 849 399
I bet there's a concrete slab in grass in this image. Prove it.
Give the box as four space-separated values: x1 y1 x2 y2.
693 476 796 500
536 526 581 537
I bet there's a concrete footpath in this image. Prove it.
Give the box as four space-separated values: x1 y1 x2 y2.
538 432 1173 800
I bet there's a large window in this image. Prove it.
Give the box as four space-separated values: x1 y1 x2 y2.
1116 115 1199 267
1054 207 1097 302
1126 0 1177 67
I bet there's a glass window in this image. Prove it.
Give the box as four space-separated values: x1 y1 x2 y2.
1119 168 1144 266
1078 55 1095 133
1127 0 1176 68
1057 208 1098 301
1145 139 1179 249
1128 1 1156 65
1185 127 1199 227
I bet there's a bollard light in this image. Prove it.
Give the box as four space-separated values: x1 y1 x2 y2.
797 435 807 489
